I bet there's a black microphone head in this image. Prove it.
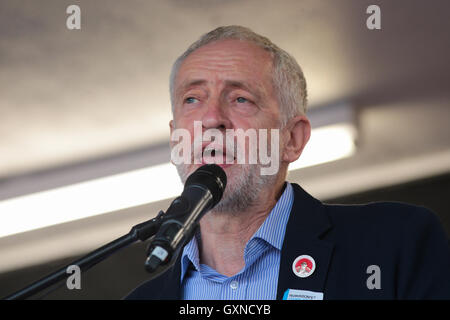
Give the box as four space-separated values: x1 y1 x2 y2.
184 164 227 206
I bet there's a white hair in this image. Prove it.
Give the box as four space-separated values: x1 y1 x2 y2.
169 25 308 125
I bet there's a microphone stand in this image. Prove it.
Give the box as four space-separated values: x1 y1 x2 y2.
3 210 165 300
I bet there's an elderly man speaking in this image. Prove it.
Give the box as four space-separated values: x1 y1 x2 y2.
126 26 450 300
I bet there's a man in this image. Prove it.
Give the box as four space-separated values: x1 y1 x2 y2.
126 26 450 300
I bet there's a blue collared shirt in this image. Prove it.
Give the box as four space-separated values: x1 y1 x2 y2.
180 182 294 300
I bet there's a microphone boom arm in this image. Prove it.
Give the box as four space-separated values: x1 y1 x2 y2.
2 210 165 300
3 164 227 300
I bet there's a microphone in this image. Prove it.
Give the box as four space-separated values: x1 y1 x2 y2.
144 164 227 275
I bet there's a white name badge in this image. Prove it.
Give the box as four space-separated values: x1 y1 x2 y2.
283 289 324 300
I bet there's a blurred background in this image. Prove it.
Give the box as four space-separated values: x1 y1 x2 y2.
0 0 449 299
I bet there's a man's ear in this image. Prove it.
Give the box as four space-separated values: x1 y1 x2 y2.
282 115 311 163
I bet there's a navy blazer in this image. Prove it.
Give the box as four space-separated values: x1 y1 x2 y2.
125 183 450 299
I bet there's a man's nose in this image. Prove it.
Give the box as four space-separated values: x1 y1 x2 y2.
201 99 231 130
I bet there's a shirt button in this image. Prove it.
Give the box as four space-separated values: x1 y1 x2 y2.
230 280 239 290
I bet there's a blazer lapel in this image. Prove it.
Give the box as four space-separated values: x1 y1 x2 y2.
156 256 182 300
276 183 334 300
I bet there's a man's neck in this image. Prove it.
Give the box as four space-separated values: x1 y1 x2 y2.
198 180 286 277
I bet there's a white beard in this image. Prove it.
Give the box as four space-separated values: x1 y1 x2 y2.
175 163 277 215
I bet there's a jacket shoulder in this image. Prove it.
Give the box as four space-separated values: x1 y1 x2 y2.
323 200 442 230
322 200 448 247
322 201 450 299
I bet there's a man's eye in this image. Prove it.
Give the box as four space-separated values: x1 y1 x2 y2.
236 97 248 103
185 97 198 104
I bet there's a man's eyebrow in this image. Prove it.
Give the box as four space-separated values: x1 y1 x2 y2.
224 80 264 99
176 79 264 99
176 79 207 95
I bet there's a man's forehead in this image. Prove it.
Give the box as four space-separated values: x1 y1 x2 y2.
174 40 273 96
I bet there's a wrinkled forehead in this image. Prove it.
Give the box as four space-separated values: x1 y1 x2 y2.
174 39 275 96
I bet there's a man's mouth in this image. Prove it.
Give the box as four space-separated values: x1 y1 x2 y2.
200 143 236 167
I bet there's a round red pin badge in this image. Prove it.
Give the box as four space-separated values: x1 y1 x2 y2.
292 255 316 278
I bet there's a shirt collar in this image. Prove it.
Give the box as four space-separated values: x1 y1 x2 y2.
250 182 293 250
180 182 294 281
